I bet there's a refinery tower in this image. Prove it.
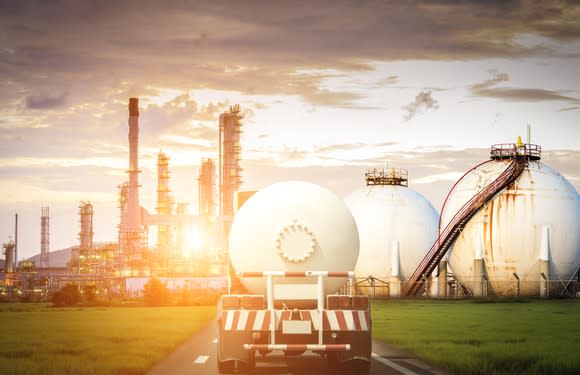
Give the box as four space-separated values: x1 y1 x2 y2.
119 98 146 275
218 105 243 245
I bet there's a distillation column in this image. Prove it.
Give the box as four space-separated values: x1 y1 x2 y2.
219 105 243 244
76 201 95 274
157 152 172 254
40 207 50 268
79 202 94 251
198 158 216 219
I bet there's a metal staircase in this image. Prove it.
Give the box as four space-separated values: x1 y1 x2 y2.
403 144 535 297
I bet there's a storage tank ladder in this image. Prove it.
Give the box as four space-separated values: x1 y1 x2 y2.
403 147 529 297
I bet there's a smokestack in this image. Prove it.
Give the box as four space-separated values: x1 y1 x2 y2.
129 98 139 116
127 97 141 231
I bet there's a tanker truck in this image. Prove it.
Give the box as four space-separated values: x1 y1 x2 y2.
217 181 372 373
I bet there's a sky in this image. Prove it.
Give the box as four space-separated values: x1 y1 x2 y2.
1 0 579 261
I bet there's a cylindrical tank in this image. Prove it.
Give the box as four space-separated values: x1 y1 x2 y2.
442 145 580 296
229 181 359 295
345 168 439 295
3 240 15 273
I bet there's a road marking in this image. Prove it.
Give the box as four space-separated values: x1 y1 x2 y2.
194 355 209 364
212 338 217 344
372 352 418 375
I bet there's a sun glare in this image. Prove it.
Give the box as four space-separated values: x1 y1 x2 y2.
183 225 204 257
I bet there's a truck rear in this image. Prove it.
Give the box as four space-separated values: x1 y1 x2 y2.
216 271 371 373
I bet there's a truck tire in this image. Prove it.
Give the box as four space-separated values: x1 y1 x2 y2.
217 359 235 374
217 358 255 374
217 346 255 374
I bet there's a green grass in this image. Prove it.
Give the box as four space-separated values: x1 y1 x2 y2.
372 299 580 375
0 303 216 375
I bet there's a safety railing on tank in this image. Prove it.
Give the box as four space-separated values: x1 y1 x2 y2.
365 168 408 187
491 143 541 160
403 145 528 296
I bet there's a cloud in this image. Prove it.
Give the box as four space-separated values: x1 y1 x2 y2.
414 172 465 185
403 91 439 121
245 140 403 167
471 70 580 104
378 75 399 86
314 141 398 154
26 92 68 109
1 1 579 110
559 106 580 112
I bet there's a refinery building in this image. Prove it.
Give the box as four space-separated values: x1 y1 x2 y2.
0 98 246 299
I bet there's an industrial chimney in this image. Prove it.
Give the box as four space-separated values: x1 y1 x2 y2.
127 98 141 231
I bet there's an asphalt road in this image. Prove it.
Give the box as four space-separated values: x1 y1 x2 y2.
147 322 447 375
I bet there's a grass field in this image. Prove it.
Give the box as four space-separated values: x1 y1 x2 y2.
372 299 580 375
0 303 216 375
1 300 579 375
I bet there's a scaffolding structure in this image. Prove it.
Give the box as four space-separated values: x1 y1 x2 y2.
219 104 243 244
71 201 95 274
79 202 93 251
198 158 216 219
365 167 408 187
157 151 173 253
40 207 50 268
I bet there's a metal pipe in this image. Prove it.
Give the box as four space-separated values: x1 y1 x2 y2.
527 124 531 144
438 260 447 298
317 275 324 345
540 226 550 297
267 274 275 344
348 277 353 297
14 213 18 269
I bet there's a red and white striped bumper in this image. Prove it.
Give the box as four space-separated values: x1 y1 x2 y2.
243 344 351 352
222 309 370 332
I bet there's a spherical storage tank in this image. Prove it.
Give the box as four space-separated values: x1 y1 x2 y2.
442 144 580 296
229 181 359 295
344 168 439 294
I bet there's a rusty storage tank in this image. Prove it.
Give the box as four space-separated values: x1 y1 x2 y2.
345 168 439 297
441 143 580 297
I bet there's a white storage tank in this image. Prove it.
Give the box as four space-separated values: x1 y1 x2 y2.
229 181 359 296
442 143 580 296
345 168 439 296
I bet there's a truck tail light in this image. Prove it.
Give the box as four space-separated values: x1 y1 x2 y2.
327 295 351 310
